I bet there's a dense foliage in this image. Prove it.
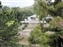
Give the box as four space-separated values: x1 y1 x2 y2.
12 6 34 22
0 2 34 47
2 6 34 23
29 0 63 47
0 4 19 47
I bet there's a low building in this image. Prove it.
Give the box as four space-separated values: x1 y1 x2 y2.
21 14 47 24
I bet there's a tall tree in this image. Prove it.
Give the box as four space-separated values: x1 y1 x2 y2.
34 0 63 47
0 2 19 47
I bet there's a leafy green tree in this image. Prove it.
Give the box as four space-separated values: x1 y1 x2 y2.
12 7 21 22
12 6 34 22
0 2 19 47
28 25 51 47
30 0 63 47
0 1 34 47
34 0 63 18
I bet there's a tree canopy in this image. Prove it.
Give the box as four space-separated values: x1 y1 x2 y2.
29 0 63 47
0 1 35 47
